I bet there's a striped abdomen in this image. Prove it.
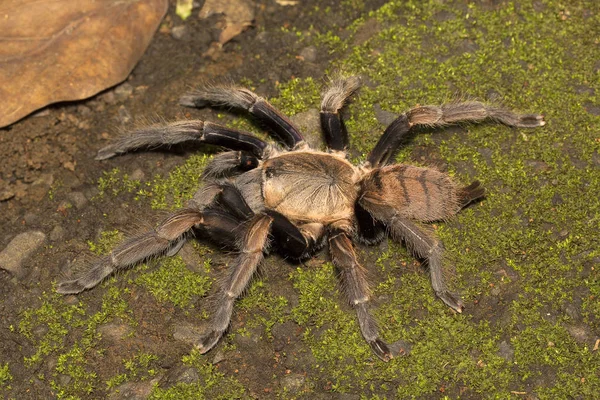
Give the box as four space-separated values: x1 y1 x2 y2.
360 164 462 222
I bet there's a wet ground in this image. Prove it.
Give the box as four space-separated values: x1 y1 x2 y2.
1 0 599 399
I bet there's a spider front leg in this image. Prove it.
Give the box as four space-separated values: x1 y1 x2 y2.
57 208 206 294
320 76 361 150
329 229 395 361
96 120 269 160
196 214 273 353
180 86 305 149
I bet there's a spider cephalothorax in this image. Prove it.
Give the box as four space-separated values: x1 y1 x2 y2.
58 76 545 361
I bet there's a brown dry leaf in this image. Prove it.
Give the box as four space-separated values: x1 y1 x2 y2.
199 0 255 57
0 0 168 128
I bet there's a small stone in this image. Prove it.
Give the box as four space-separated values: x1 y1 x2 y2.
129 169 146 181
49 225 66 242
566 324 591 344
30 173 55 201
57 374 72 386
211 351 226 365
77 105 92 116
63 161 76 171
282 373 305 391
0 231 47 276
114 82 134 101
99 90 116 105
374 104 397 126
0 188 15 201
299 45 317 62
498 340 514 361
68 191 88 209
174 367 199 384
171 25 188 40
173 323 204 345
109 379 158 400
118 105 132 124
289 109 322 149
98 322 131 341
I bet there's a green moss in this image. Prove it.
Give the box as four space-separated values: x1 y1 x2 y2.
148 349 245 399
87 229 122 255
19 291 87 367
96 154 211 210
106 352 159 389
270 77 322 116
145 154 212 210
97 168 141 197
0 363 13 388
268 0 600 397
134 257 212 309
237 279 288 338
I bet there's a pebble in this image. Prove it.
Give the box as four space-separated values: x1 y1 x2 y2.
373 104 397 126
114 82 134 101
0 231 47 276
67 191 88 209
129 169 146 181
173 366 199 384
98 322 131 341
109 379 158 400
171 25 188 40
282 373 305 391
299 45 317 62
49 225 66 242
0 187 15 201
498 340 514 361
289 109 322 149
172 323 204 345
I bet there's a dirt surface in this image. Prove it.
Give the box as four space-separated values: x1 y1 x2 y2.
1 0 599 399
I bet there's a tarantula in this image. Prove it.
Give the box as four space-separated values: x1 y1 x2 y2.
58 76 545 361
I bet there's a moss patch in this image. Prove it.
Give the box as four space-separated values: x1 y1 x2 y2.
268 0 600 397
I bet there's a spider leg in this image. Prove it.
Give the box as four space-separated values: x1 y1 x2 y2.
57 208 209 294
368 102 545 167
329 229 394 362
359 198 463 312
196 214 273 353
201 151 260 179
320 76 361 151
180 86 304 149
390 217 462 311
96 120 269 160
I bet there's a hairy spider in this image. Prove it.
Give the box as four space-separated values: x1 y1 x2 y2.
58 76 545 361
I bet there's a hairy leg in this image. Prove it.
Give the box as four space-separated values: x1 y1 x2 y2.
57 208 206 294
359 198 463 312
180 86 304 149
196 214 273 353
329 229 394 361
368 102 545 167
96 120 269 160
320 76 361 151
201 151 260 179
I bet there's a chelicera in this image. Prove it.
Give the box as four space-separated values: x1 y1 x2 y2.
58 76 545 361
